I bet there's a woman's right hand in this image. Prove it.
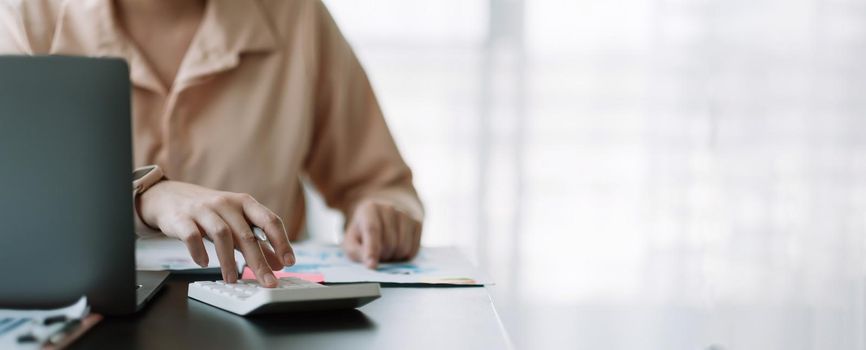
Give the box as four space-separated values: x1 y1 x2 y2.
138 181 295 288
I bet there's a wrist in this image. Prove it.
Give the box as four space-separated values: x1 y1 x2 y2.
349 191 424 222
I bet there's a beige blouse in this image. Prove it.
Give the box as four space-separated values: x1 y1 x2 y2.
0 0 423 240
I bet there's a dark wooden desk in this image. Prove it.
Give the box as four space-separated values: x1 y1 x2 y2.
71 275 511 349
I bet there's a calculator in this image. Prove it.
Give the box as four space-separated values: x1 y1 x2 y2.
188 277 381 316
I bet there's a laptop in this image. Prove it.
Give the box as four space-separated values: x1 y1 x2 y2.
0 56 168 315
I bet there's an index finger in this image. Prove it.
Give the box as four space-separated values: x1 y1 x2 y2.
243 198 295 267
218 209 278 288
359 206 383 269
235 228 278 288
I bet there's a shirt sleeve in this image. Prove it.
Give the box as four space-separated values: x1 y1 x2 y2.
303 0 424 222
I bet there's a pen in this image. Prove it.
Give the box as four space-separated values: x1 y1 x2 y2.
46 319 81 345
43 315 67 326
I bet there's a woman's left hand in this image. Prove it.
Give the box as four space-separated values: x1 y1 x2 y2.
342 200 422 269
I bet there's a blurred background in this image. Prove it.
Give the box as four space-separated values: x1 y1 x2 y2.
305 0 866 348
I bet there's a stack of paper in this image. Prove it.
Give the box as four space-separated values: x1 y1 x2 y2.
0 297 101 350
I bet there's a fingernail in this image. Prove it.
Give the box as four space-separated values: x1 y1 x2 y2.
264 273 277 287
365 258 377 269
283 253 295 266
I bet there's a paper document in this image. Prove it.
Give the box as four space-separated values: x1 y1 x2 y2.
0 297 87 322
137 237 490 285
273 242 491 285
0 297 99 350
136 236 245 273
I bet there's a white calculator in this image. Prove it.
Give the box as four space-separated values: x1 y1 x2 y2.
188 277 381 316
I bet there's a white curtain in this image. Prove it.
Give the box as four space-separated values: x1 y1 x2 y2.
312 0 866 348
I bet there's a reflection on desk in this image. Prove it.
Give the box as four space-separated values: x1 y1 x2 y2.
71 275 510 350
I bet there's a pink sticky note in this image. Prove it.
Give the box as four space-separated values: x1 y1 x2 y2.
241 267 325 283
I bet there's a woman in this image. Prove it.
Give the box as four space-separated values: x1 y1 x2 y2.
0 0 423 288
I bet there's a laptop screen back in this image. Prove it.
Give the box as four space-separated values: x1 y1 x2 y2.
0 56 136 314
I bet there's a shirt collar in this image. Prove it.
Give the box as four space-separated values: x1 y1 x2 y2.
53 0 280 94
